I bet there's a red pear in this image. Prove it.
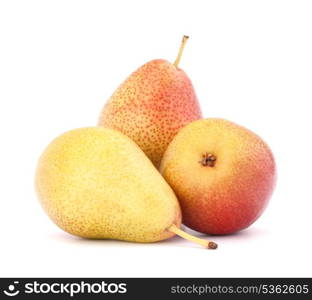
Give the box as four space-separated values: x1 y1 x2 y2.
160 118 276 235
99 36 202 167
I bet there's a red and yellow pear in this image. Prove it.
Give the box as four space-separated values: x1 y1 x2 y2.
98 36 202 167
160 118 276 235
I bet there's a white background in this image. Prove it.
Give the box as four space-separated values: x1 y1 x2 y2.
0 0 311 277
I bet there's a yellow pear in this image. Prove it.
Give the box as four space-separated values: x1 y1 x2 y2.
35 127 217 248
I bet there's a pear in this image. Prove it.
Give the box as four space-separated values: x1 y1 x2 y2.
160 119 276 235
98 36 202 168
35 127 217 248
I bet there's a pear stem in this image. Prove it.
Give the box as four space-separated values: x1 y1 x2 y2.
168 224 218 249
173 35 189 68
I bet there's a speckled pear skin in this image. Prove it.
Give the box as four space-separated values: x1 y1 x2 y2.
160 118 276 235
35 127 181 242
98 59 202 168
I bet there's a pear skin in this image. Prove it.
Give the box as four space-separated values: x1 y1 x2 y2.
36 127 181 242
160 118 276 235
99 36 202 168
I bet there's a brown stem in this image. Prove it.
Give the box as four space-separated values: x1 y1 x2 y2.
168 224 218 249
173 35 189 67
